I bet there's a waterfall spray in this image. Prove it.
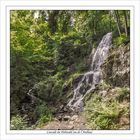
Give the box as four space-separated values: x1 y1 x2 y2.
67 32 112 112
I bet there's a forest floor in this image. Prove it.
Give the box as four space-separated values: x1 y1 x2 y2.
36 112 90 130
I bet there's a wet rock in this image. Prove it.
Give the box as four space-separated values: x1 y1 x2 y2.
62 84 69 93
67 33 112 111
87 48 96 68
72 74 84 88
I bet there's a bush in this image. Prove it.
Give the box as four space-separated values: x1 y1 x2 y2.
31 74 64 102
33 103 52 127
36 115 52 127
116 87 130 102
113 34 129 46
54 34 91 69
64 72 81 87
84 94 127 130
10 115 28 130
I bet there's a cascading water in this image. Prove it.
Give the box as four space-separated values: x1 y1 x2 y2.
67 32 112 112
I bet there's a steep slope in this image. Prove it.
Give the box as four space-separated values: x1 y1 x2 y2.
38 40 130 130
83 43 130 130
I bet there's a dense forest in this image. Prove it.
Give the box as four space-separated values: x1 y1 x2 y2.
10 10 130 130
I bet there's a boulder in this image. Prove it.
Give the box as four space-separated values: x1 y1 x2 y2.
63 115 71 121
71 115 79 121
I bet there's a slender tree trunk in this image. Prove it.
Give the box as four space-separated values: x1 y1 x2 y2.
123 10 128 37
94 11 97 35
109 10 112 32
114 10 121 36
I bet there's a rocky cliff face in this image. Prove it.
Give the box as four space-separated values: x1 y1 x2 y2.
84 43 130 130
102 44 130 87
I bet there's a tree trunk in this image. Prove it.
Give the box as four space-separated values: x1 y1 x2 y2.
94 11 98 35
109 10 112 31
114 10 121 36
123 10 128 37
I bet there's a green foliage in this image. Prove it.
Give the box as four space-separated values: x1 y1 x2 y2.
32 74 64 102
64 72 81 87
55 34 91 69
10 115 28 130
114 34 129 46
36 115 51 127
85 96 120 130
116 87 130 102
33 103 52 127
83 88 130 130
10 10 130 129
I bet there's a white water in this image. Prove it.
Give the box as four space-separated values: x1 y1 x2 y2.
67 32 112 111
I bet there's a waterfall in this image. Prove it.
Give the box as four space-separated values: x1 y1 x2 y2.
67 32 112 112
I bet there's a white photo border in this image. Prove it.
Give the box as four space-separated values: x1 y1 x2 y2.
0 0 140 140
